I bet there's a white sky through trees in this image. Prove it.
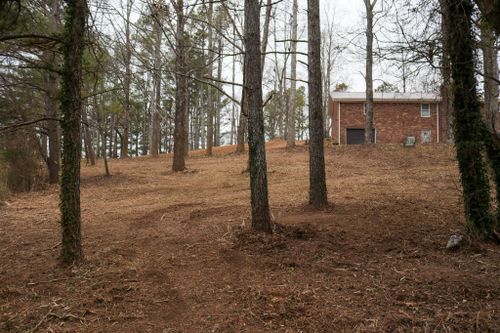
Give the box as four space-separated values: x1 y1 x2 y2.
91 0 443 143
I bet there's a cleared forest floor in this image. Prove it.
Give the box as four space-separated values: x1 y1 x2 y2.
1 141 500 332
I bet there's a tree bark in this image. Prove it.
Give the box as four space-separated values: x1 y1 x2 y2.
44 71 61 183
121 0 132 159
151 12 162 158
59 0 87 264
236 58 248 154
480 22 499 134
474 0 500 34
172 0 187 171
230 25 236 145
43 0 62 184
307 0 328 208
261 0 272 71
364 0 376 144
206 0 214 156
94 92 110 176
236 0 273 154
287 0 298 148
215 35 223 146
446 0 494 238
439 0 454 143
245 0 272 233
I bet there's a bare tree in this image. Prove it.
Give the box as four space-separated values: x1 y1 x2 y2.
150 4 164 158
287 0 298 148
244 0 272 233
205 0 214 156
308 0 327 208
364 0 377 145
121 0 133 158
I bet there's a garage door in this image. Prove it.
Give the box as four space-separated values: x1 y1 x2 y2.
346 128 375 144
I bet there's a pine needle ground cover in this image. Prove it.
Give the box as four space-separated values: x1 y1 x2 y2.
1 141 499 332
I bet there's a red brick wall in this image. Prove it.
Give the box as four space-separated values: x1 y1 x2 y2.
329 98 448 144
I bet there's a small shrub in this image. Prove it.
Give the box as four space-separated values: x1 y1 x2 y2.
1 131 46 194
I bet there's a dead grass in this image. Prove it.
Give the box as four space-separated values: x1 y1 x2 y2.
1 140 499 332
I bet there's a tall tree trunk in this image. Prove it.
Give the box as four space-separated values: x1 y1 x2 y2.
59 0 87 264
94 93 110 176
236 58 248 154
151 12 162 158
480 22 499 134
308 0 328 208
121 0 132 158
439 0 454 143
206 0 214 156
231 25 236 145
43 0 62 184
261 0 272 71
446 0 494 238
172 0 187 171
245 0 272 233
287 0 298 148
237 0 273 154
364 0 376 144
480 20 500 226
215 35 223 146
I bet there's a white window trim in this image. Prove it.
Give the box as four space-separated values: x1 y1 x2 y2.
421 103 431 118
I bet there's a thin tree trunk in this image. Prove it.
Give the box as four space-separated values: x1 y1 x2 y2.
439 0 454 143
215 35 223 146
59 0 87 264
364 0 376 144
287 0 298 148
231 25 236 145
236 58 247 154
94 93 110 176
172 0 187 171
151 11 162 158
43 0 62 184
308 0 328 208
261 0 272 71
206 0 214 156
121 0 132 159
245 0 272 233
82 105 96 165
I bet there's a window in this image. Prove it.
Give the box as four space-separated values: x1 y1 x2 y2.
421 103 430 117
363 103 367 115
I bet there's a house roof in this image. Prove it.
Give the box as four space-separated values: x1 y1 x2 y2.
330 92 441 103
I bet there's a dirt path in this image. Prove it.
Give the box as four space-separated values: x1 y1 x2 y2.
1 142 499 332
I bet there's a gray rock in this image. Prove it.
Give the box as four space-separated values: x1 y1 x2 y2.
446 235 463 250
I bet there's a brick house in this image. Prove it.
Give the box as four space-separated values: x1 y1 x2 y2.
328 92 447 144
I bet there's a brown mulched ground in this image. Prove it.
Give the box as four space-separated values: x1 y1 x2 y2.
1 141 499 332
